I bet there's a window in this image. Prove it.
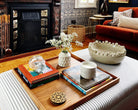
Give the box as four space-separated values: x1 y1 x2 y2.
75 0 97 8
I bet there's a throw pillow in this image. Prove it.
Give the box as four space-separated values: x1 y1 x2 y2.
118 15 138 30
111 9 132 26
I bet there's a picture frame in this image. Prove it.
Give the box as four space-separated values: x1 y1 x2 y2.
109 0 129 3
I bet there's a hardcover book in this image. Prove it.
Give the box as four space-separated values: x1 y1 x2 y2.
62 65 112 94
18 61 59 88
61 74 111 95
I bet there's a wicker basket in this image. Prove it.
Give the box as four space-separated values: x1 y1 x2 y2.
68 25 85 42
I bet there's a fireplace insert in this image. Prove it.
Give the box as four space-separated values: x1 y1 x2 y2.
6 1 61 54
17 11 42 52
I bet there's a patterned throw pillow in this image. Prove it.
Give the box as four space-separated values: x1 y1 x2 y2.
111 9 133 26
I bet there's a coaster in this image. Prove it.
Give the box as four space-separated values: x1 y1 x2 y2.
50 91 66 105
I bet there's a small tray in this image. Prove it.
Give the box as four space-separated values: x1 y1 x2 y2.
14 53 119 110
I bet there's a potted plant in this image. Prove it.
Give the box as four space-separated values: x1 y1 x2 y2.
46 32 83 67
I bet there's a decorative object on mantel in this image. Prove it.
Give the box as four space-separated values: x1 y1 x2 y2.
50 91 66 105
100 0 109 15
88 40 126 64
46 32 83 67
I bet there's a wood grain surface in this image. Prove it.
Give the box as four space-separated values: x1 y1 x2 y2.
0 37 91 73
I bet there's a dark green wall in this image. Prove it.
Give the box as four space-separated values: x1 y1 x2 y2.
99 0 138 14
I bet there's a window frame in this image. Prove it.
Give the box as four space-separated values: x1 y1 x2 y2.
75 0 97 8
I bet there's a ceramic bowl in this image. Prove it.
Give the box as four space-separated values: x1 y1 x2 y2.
88 40 126 64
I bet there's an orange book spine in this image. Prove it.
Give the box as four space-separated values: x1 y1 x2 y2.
18 65 33 84
18 61 59 84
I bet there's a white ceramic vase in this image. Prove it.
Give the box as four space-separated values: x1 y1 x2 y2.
58 51 71 67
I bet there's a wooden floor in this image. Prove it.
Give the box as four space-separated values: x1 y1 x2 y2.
0 37 94 73
0 36 137 73
71 36 95 52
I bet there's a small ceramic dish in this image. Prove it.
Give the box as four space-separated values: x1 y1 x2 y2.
88 40 126 64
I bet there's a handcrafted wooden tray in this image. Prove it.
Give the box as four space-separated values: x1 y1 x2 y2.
14 53 119 110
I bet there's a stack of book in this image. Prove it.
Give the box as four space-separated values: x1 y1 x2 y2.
61 65 112 95
17 61 59 88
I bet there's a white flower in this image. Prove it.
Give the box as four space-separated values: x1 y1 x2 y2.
60 32 67 40
75 41 83 47
72 32 78 37
45 32 83 52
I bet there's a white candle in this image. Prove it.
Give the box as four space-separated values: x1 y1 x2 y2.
80 61 97 79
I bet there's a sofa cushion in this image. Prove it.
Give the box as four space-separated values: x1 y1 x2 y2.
118 15 138 30
96 25 135 42
118 7 138 18
112 9 132 26
103 20 113 25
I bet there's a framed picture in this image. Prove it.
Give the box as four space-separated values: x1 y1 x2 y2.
109 0 129 3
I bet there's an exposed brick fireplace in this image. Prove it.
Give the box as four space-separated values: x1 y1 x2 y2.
6 0 61 54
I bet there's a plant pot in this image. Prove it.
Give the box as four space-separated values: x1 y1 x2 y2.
58 51 71 67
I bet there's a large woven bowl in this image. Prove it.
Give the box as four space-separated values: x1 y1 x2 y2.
88 41 126 64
